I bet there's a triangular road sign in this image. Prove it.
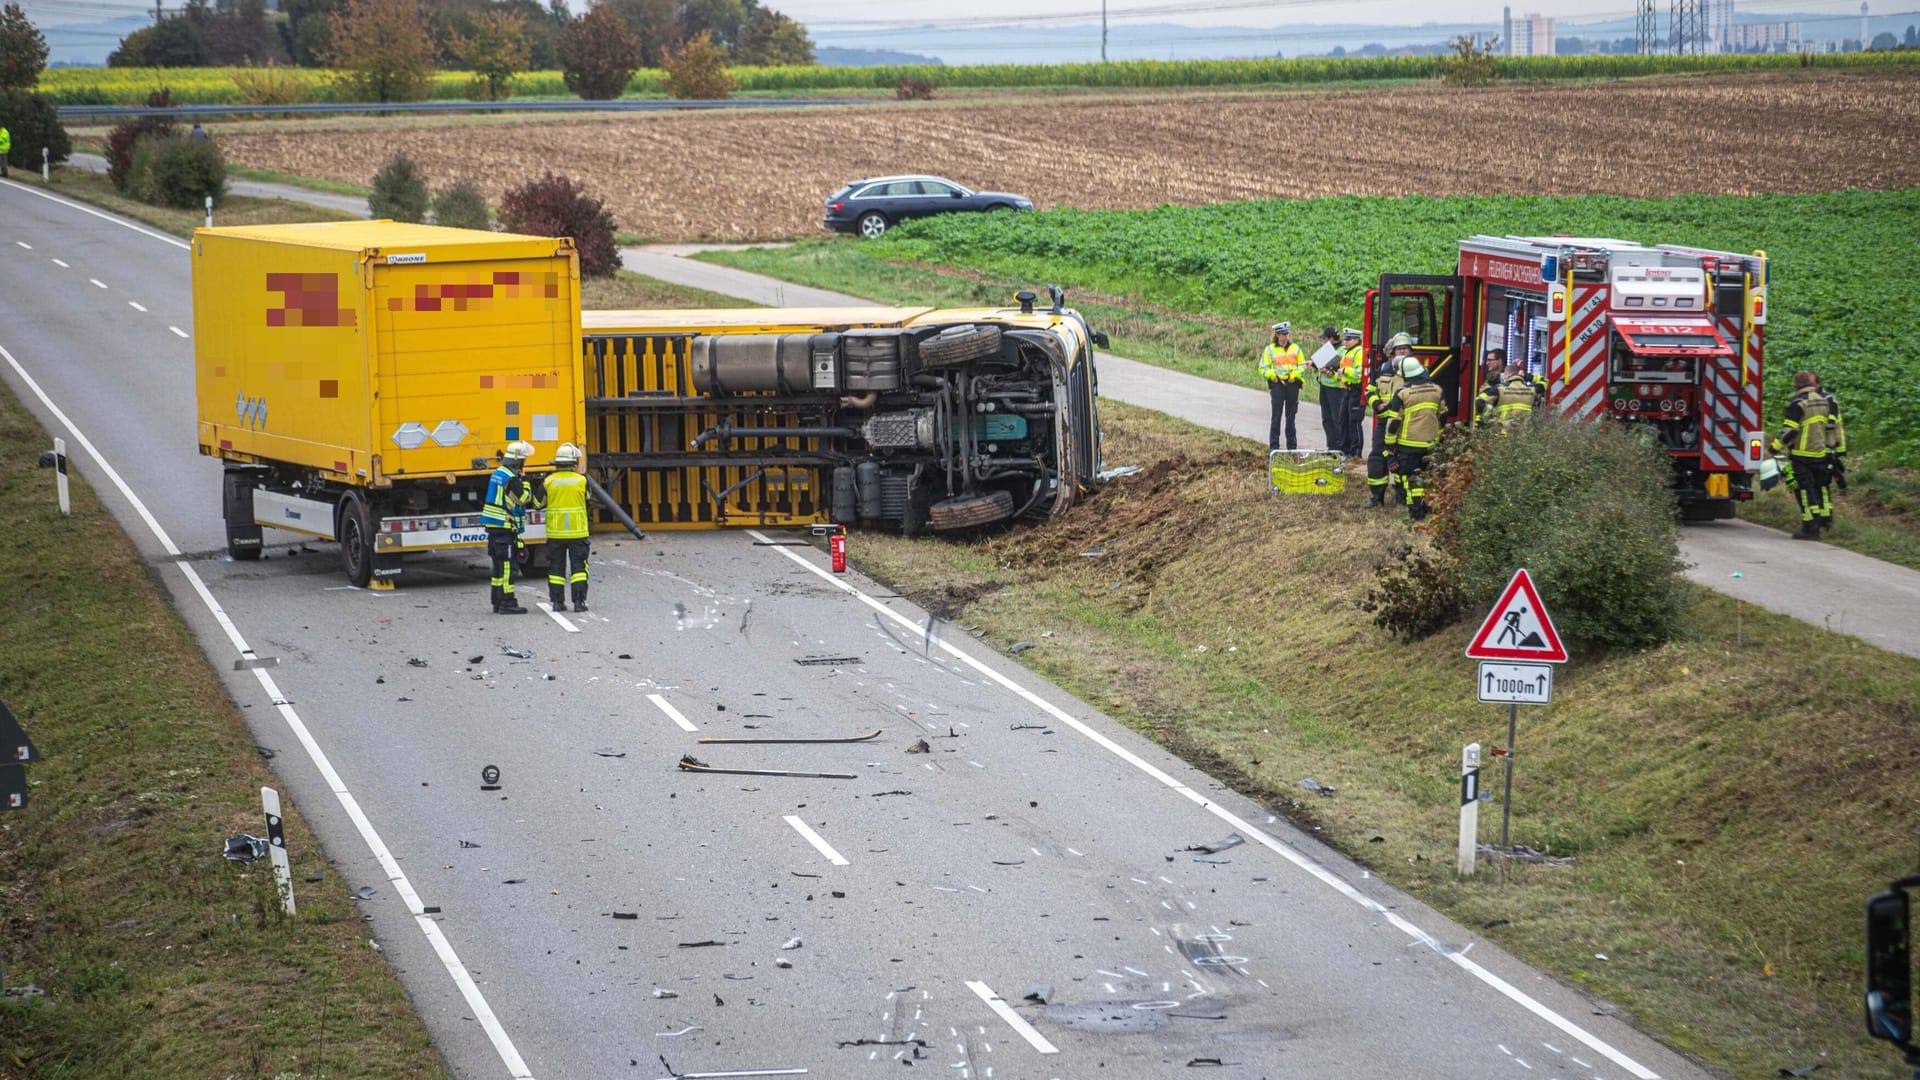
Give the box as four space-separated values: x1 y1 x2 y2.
1465 569 1568 663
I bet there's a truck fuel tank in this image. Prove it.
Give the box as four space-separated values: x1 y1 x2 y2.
690 333 841 395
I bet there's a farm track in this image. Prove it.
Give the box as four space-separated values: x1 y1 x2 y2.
215 69 1920 242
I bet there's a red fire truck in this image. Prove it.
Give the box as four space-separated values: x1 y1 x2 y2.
1363 235 1769 519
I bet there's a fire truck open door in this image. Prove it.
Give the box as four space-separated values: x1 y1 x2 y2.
1368 274 1465 421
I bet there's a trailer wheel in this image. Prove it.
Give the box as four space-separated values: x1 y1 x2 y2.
919 324 1002 367
221 470 262 561
928 490 1015 531
337 492 374 588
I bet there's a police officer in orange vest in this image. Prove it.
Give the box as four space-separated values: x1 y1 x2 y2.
1259 322 1307 451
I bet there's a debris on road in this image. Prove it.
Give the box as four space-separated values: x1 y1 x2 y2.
1021 985 1052 1004
1010 641 1037 654
677 940 727 948
697 730 882 745
459 840 481 849
352 886 376 900
677 755 856 780
612 911 640 919
651 988 679 998
480 764 501 789
502 646 533 659
467 655 485 664
222 834 269 865
794 654 860 666
407 657 429 668
780 937 802 950
1182 833 1246 855
593 748 627 757
905 739 931 755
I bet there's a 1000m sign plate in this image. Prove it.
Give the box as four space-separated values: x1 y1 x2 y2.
1477 661 1554 705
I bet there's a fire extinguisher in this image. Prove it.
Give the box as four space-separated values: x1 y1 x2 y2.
830 526 847 574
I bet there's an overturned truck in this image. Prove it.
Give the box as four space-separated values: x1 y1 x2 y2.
582 296 1106 534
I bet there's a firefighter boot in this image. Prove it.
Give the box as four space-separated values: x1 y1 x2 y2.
1791 521 1821 541
572 585 588 613
550 587 567 611
1365 487 1385 508
496 589 528 614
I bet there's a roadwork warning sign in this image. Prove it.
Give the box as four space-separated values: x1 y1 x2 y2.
1464 569 1568 663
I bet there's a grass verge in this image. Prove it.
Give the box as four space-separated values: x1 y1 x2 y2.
225 164 371 197
12 165 362 237
0 381 449 1077
581 268 759 310
842 400 1920 1080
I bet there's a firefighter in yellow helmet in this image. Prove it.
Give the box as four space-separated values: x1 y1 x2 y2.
483 441 537 614
1477 364 1537 425
1384 353 1446 521
1364 330 1411 507
1773 370 1844 539
543 443 593 611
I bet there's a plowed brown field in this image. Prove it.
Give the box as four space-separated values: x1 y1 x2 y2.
219 69 1920 242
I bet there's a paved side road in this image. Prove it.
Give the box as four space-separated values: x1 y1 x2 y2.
68 152 374 218
614 245 1920 660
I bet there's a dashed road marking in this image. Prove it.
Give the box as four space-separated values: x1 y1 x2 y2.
782 814 850 866
50 258 68 268
647 692 697 732
128 301 147 312
169 326 189 339
89 277 108 289
965 981 1058 1055
536 601 580 632
14 240 28 249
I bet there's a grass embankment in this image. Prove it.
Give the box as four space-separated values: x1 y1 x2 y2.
0 384 448 1076
843 400 1920 1079
12 164 362 234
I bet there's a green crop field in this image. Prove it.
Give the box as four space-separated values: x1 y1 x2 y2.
872 189 1920 466
33 49 1918 105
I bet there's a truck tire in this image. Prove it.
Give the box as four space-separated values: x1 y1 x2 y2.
928 490 1015 531
337 491 374 588
919 324 1001 367
222 470 263 561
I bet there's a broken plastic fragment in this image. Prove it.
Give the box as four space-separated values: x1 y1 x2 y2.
781 937 802 950
1298 778 1336 796
1022 985 1052 1004
1009 641 1037 654
905 739 931 754
407 658 429 668
222 834 269 865
502 646 533 659
353 886 376 900
1182 833 1246 855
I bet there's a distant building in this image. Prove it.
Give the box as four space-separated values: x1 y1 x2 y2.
1723 21 1802 51
1503 10 1555 56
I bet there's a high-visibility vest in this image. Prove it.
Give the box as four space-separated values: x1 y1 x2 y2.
1491 380 1535 423
1778 387 1839 458
1259 342 1305 384
1369 366 1406 444
543 470 591 539
1337 346 1366 388
483 464 527 531
0 126 11 155
1393 381 1446 449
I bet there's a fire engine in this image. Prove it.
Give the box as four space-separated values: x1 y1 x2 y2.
1363 236 1768 519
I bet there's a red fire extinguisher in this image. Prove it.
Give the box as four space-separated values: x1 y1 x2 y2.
830 526 847 574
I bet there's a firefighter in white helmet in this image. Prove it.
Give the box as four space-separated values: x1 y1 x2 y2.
1383 353 1445 521
1364 331 1413 506
543 443 593 611
483 440 538 614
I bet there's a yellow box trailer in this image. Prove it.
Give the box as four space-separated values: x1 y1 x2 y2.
193 221 583 586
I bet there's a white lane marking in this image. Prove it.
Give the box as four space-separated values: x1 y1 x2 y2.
964 981 1058 1055
169 326 189 339
128 301 147 312
2 178 191 249
0 341 535 1079
14 240 29 249
648 693 697 732
747 528 1663 1080
51 258 68 268
536 601 580 632
89 278 108 289
782 815 850 866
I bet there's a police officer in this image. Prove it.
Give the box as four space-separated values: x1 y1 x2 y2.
483 441 537 614
543 443 593 612
0 122 10 178
1364 330 1411 507
1385 355 1446 521
1316 327 1347 455
1338 329 1367 458
1477 364 1537 425
1259 322 1306 451
1774 371 1843 539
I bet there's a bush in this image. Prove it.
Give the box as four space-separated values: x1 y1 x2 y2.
368 152 429 222
498 172 618 278
556 5 640 100
0 87 70 173
1361 532 1468 642
0 0 49 90
662 31 734 99
231 59 310 105
105 88 176 190
895 77 936 100
431 178 491 230
1431 417 1686 652
127 132 226 209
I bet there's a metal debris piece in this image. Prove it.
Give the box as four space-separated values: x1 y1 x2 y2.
502 646 533 659
593 748 627 757
352 886 376 900
676 755 855 780
1298 778 1336 797
794 654 860 666
1187 1058 1227 1067
651 988 679 999
1021 985 1052 1004
656 1025 703 1038
677 940 727 948
697 730 881 745
774 959 792 969
613 911 640 919
869 790 912 797
503 878 526 885
1182 833 1246 855
1009 641 1037 654
836 1038 929 1049
459 840 481 849
233 656 279 670
222 834 269 865
904 739 931 755
467 655 484 664
1097 465 1143 480
407 657 429 668
992 860 1025 866
780 937 802 950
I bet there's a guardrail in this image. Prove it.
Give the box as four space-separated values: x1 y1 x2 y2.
56 97 871 121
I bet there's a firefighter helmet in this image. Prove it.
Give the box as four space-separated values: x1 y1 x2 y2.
505 440 535 461
553 443 581 467
1400 357 1427 379
1387 331 1416 350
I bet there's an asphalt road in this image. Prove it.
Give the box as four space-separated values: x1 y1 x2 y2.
617 247 1920 662
2 178 1720 1080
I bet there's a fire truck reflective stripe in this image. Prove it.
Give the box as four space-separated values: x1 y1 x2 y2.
1698 314 1750 470
1552 286 1608 421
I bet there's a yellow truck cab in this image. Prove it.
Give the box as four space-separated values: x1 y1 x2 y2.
193 222 584 586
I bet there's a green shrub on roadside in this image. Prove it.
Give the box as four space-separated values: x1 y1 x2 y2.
104 88 175 191
1361 531 1467 642
368 152 429 222
431 178 491 230
141 132 226 209
0 87 72 173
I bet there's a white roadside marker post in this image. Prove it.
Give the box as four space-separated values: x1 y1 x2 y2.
1458 743 1481 877
53 438 69 515
205 196 213 229
41 147 48 182
262 786 296 915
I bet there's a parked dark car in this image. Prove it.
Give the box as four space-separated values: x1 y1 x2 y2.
822 175 1033 239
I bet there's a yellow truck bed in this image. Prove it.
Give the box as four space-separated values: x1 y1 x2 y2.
194 221 583 484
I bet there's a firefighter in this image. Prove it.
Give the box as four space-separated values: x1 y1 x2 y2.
483 441 538 614
1773 371 1842 539
1385 355 1446 521
1338 328 1367 458
543 443 592 612
1480 348 1506 394
1364 330 1411 507
1259 322 1306 451
1316 326 1347 456
1477 365 1537 425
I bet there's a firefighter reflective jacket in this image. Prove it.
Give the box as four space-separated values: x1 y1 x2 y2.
1777 387 1840 458
542 470 591 540
1489 379 1536 423
1259 342 1305 384
1391 380 1447 449
1369 364 1406 443
483 464 529 531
